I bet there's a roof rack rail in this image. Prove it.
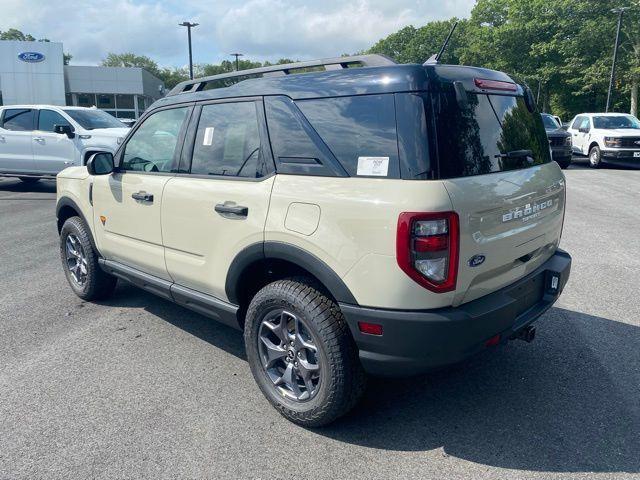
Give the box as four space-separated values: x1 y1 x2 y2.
166 54 397 96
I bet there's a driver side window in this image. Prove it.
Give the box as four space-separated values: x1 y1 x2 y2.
121 107 189 173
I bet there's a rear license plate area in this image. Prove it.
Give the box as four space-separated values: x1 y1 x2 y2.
508 274 545 317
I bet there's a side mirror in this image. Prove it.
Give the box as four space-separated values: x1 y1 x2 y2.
578 127 589 134
54 124 75 139
87 152 114 175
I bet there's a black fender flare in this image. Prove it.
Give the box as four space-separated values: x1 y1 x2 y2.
225 241 358 306
56 196 99 254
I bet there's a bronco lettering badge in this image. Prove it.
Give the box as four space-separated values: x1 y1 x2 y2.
502 200 553 223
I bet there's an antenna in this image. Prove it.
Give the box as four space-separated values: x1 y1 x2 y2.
424 21 459 65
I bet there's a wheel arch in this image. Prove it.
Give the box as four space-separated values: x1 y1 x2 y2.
226 242 359 322
56 196 99 253
588 141 600 154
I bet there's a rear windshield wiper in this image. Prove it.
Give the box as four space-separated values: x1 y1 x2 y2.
494 149 533 159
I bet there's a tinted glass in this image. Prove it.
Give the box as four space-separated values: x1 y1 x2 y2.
264 96 340 176
579 117 590 131
432 91 551 179
296 95 399 178
2 109 34 131
571 116 583 129
38 110 70 132
63 109 125 129
190 102 267 178
541 114 559 129
593 115 640 129
122 107 189 172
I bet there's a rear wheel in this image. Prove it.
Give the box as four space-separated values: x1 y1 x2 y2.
18 177 39 184
60 216 117 300
244 278 366 427
589 146 602 168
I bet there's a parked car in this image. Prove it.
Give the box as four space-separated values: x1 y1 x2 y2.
541 113 572 169
119 118 136 128
0 105 129 182
56 55 571 427
566 112 640 168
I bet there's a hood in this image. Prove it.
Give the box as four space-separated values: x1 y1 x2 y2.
545 127 570 137
84 127 130 137
592 128 640 137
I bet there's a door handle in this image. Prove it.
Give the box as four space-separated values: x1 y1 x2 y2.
131 191 154 202
33 137 44 142
215 202 248 219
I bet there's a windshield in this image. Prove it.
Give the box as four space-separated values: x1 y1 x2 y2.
432 90 551 179
541 114 559 129
592 115 640 129
63 109 125 130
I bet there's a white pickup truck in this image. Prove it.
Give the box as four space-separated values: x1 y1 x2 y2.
0 105 129 183
567 112 640 168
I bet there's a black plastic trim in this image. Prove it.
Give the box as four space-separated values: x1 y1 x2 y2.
225 241 358 306
55 197 98 252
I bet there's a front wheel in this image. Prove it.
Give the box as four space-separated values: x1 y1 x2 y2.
60 216 117 300
244 278 366 427
589 146 602 168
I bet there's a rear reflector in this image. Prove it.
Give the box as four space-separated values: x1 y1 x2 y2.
358 322 383 336
485 334 501 347
474 78 517 92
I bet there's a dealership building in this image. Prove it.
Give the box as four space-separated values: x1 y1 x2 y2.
0 40 164 119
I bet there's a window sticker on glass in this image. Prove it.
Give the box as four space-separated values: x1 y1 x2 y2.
203 126 215 146
357 156 389 176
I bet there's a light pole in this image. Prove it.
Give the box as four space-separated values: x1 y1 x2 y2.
230 53 244 71
179 21 199 80
606 7 629 112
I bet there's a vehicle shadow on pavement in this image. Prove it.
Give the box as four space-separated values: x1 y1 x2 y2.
0 179 57 194
100 286 639 474
100 283 247 360
319 307 640 474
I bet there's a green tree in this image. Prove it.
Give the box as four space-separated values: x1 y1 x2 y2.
101 53 162 77
0 28 36 41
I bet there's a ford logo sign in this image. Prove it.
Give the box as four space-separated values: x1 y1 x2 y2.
468 254 486 267
18 52 45 63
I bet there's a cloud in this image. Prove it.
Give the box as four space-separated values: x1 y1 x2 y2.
0 0 475 67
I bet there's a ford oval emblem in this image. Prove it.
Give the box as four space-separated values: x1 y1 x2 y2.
468 254 486 267
18 52 45 63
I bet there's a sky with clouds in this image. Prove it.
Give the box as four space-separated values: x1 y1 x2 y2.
1 0 475 68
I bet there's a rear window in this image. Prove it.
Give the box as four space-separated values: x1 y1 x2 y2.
432 90 551 179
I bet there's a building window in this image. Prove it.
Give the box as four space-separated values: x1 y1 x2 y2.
116 94 135 110
77 93 96 108
97 94 115 109
65 94 74 106
116 111 136 119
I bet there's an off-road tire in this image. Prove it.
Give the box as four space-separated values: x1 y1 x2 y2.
589 145 602 168
244 278 366 427
60 216 117 301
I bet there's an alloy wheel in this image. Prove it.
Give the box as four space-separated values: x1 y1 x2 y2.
258 309 321 402
65 234 88 286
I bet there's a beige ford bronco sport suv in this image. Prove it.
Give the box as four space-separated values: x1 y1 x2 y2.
56 55 571 427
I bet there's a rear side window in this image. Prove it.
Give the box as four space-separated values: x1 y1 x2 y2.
190 101 269 178
296 95 400 178
1 109 35 131
432 91 551 179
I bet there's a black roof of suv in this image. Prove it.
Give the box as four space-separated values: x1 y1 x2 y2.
155 54 524 107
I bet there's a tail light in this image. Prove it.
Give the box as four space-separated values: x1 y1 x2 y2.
474 78 518 92
396 212 459 293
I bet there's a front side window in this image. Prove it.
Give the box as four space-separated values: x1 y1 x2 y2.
121 107 189 173
578 117 591 132
190 102 267 178
1 109 35 131
38 110 70 132
571 116 584 129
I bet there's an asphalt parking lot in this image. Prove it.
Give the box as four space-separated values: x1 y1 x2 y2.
0 159 638 480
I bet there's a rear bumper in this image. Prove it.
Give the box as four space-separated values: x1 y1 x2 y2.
341 249 571 377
